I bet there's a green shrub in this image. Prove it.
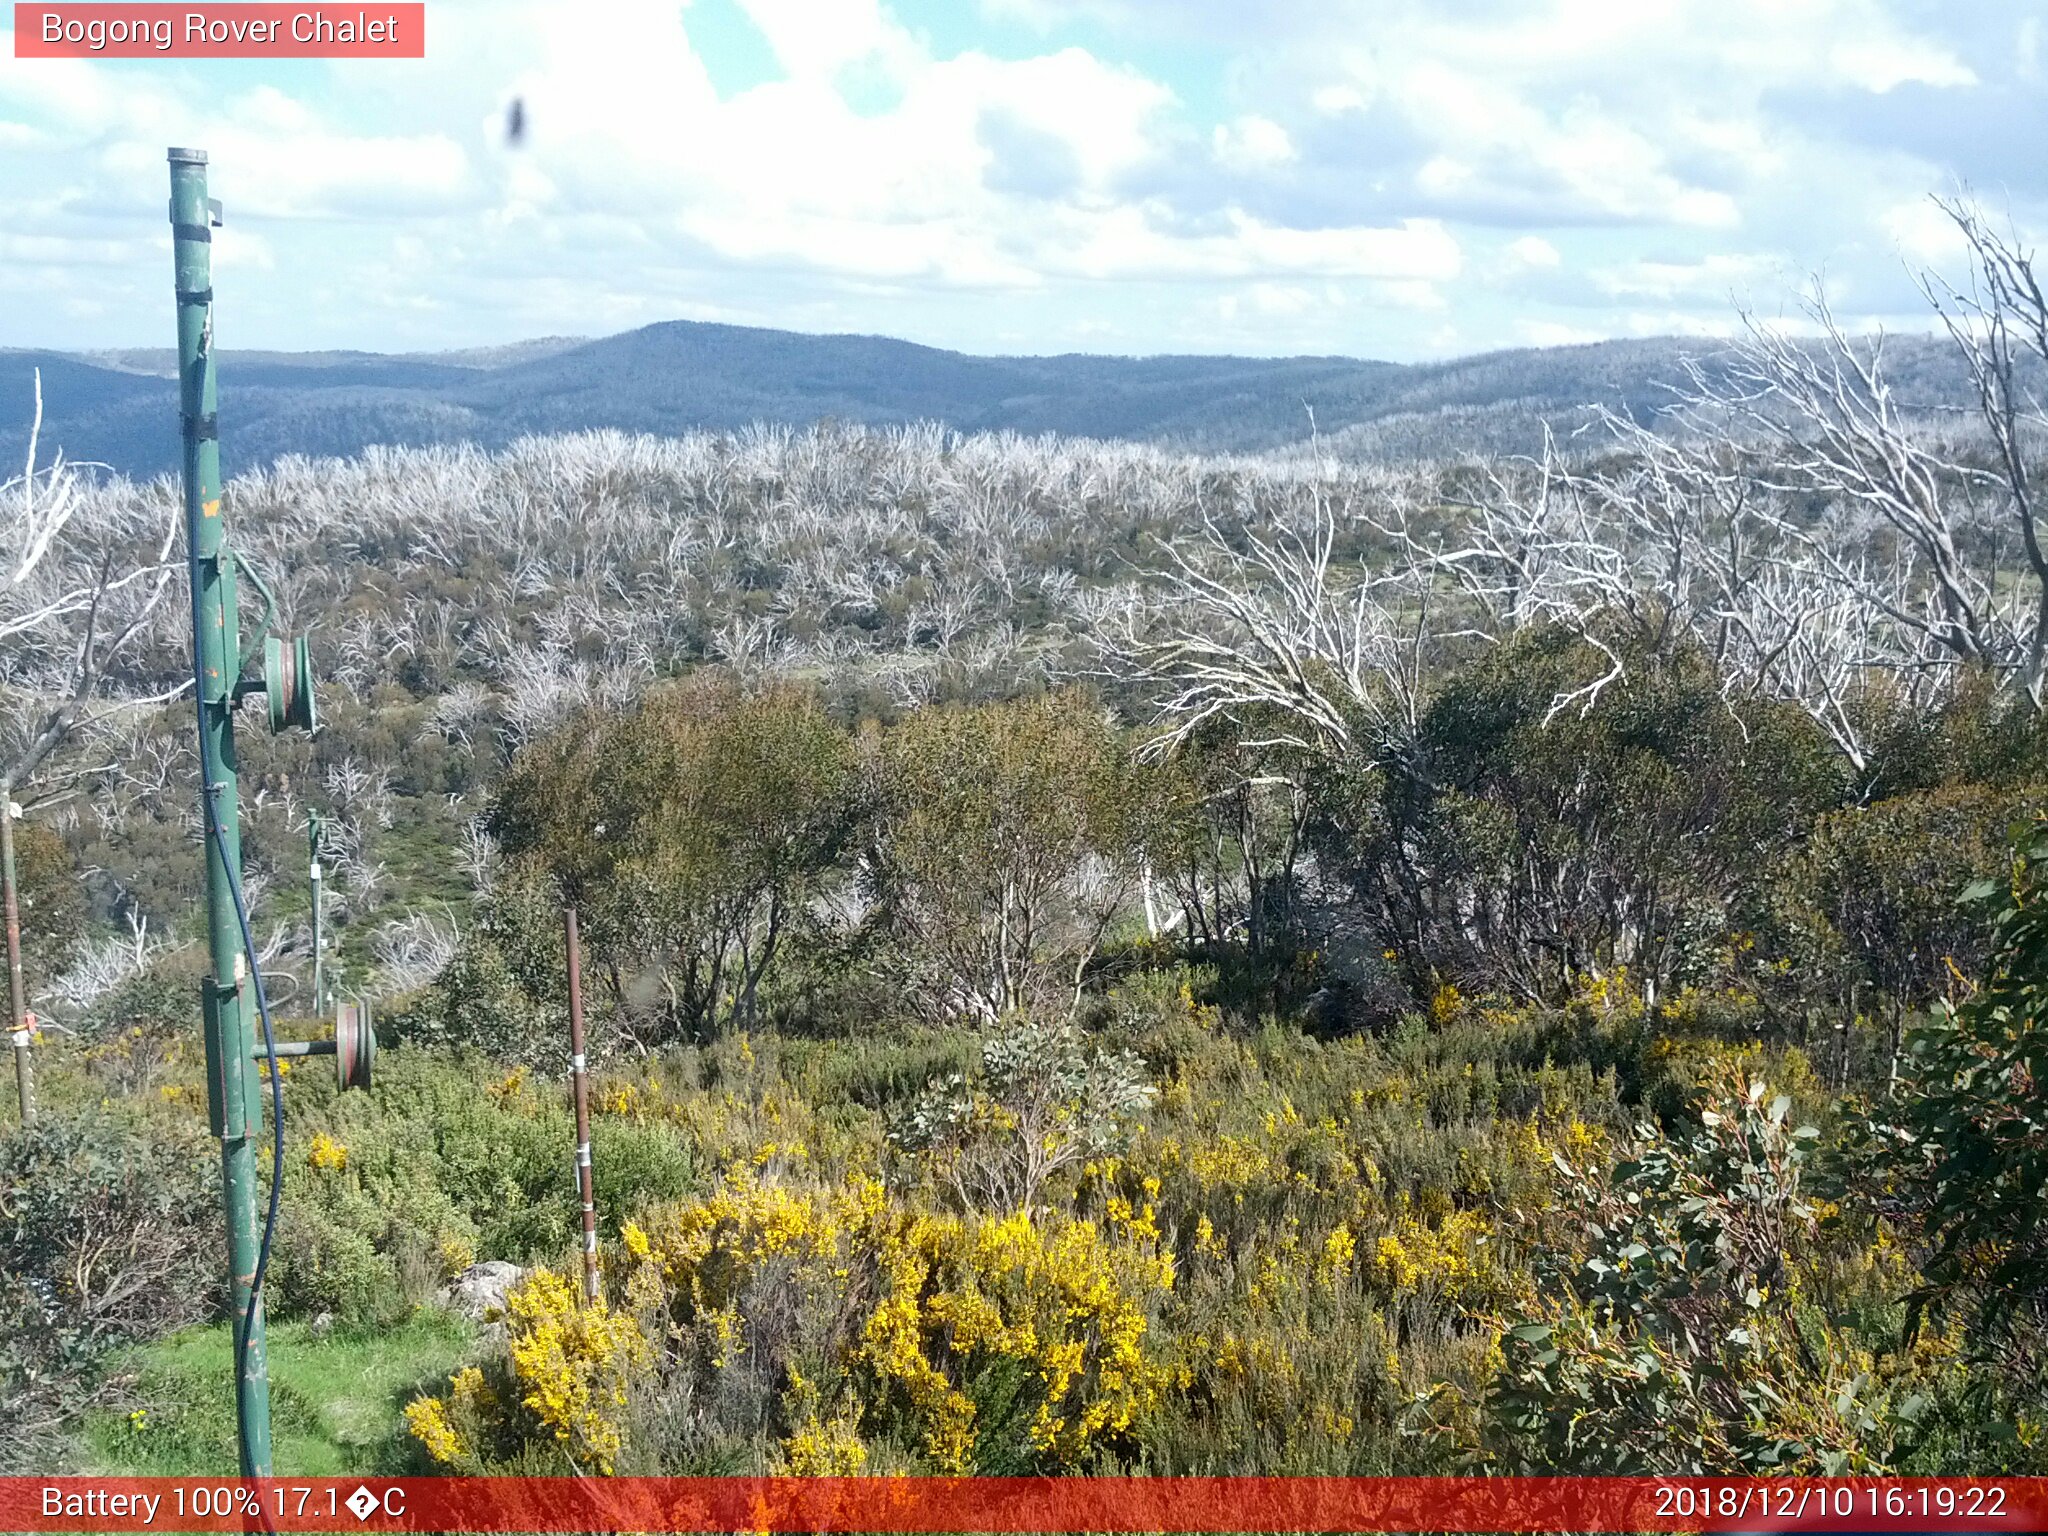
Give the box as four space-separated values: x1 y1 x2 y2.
269 1048 697 1322
863 690 1158 1021
0 1108 217 1468
1867 818 2048 1357
1329 629 1843 1003
10 819 89 981
273 1209 403 1326
1779 783 2046 1013
893 1015 1155 1212
1483 1069 1913 1474
393 934 556 1065
491 674 859 1046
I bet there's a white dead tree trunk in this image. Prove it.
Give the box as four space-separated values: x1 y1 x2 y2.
1659 266 2043 712
2 372 183 800
1100 483 1432 766
1917 194 2048 708
1375 199 2046 763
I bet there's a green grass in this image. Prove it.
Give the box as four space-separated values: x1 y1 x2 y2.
82 1310 476 1476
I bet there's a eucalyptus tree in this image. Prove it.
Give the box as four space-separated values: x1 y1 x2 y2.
492 674 859 1047
861 689 1159 1022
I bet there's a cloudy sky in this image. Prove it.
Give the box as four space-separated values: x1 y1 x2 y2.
1 0 2042 359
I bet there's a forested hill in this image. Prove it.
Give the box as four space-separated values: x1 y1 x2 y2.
0 320 1972 479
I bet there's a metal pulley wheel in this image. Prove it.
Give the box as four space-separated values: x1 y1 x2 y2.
263 634 318 734
334 999 375 1090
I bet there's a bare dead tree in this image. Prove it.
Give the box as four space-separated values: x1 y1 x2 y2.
1917 193 2048 706
1660 283 2042 709
1348 202 2046 764
2 373 183 805
1100 482 1434 765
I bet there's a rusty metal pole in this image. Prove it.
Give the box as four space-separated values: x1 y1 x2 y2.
564 908 600 1306
3 793 33 1125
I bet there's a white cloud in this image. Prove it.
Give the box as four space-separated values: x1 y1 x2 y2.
1880 198 1972 266
1248 281 1313 315
730 0 918 79
1592 252 1780 300
1830 37 1976 93
1400 59 1742 228
1212 114 1296 173
397 10 1449 299
1225 212 1460 281
1624 309 1741 338
0 232 137 266
211 227 277 272
0 0 2040 360
0 50 474 224
1054 206 1459 284
221 130 471 219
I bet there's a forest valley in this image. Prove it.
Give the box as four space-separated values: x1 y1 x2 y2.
2 198 2046 1479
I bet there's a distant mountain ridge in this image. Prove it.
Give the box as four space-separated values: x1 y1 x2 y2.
0 318 1973 480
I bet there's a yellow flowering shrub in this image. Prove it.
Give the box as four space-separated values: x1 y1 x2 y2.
616 1171 1175 1473
386 976 1952 1480
405 1364 498 1470
1429 983 1465 1027
781 1411 870 1474
436 1231 477 1279
306 1131 347 1171
1367 1206 1512 1305
597 1080 649 1117
862 1205 1176 1469
1569 967 1643 1019
407 1168 1165 1474
404 1395 462 1464
501 1269 650 1471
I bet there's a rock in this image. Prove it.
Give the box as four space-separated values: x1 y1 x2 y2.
436 1260 523 1322
308 1311 336 1338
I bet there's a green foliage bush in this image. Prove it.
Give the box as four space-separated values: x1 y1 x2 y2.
864 688 1161 1021
893 1014 1155 1212
0 1107 217 1469
74 951 208 1043
1330 629 1842 1002
272 1049 696 1325
1485 1071 1901 1473
1867 819 2048 1357
1857 673 2048 802
394 929 555 1065
25 528 2048 1480
491 675 858 1046
1781 783 2047 1014
10 818 88 981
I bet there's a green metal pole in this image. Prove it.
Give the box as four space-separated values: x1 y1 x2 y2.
2 793 32 1126
170 146 271 1479
309 810 323 1016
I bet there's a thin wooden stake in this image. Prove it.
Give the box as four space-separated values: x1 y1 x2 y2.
564 907 601 1307
3 795 34 1126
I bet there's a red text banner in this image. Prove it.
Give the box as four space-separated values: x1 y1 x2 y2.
13 5 424 58
4 1477 2048 1533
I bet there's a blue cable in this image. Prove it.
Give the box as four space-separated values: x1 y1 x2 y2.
203 787 286 1472
188 538 286 1483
